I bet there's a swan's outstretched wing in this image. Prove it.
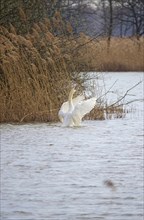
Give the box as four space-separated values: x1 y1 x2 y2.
58 95 85 122
58 110 65 123
72 97 96 123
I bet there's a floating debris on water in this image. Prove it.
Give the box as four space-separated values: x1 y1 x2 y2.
103 179 116 191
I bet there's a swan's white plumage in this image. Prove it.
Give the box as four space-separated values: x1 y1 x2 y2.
58 89 96 127
58 94 85 123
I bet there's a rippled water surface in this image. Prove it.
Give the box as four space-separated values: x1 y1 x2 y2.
1 72 144 220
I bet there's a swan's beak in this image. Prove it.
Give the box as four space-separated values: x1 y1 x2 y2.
73 89 76 93
72 84 76 90
71 87 76 93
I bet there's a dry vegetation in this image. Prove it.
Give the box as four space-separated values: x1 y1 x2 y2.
71 34 144 72
0 20 73 123
0 16 143 123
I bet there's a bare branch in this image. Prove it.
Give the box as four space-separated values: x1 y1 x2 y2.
106 80 143 108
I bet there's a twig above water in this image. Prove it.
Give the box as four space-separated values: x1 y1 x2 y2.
107 80 143 108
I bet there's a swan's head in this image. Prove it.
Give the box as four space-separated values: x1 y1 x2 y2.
71 88 76 94
68 88 76 101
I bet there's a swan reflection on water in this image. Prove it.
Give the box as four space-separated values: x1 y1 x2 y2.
58 88 96 127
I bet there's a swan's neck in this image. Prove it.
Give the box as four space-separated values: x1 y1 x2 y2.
68 89 75 111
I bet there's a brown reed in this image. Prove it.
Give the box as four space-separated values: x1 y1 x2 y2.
70 36 144 72
1 17 142 123
0 22 71 123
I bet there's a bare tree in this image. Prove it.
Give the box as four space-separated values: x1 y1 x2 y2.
107 0 113 51
0 0 65 34
113 0 144 38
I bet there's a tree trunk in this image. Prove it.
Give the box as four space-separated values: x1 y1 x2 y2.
107 0 113 53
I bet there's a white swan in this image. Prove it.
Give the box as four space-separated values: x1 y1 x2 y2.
58 88 96 127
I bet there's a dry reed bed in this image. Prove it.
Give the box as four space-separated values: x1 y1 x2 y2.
69 35 144 71
0 21 72 123
1 19 143 123
99 38 144 71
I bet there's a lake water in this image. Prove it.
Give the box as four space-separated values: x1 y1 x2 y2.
1 72 144 220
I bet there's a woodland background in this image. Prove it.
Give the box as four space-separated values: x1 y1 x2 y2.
0 0 144 122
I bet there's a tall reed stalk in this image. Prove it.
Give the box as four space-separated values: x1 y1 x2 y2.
0 22 72 123
69 35 144 72
1 17 143 123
